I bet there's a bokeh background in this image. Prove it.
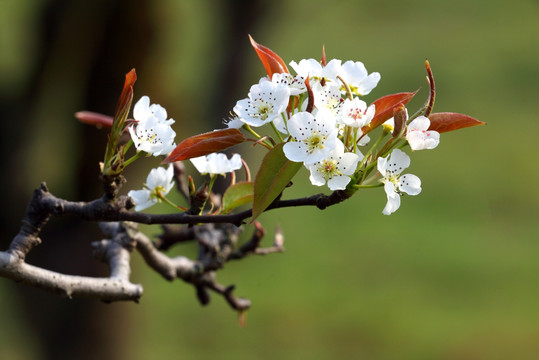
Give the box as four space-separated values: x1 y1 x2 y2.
1 0 538 359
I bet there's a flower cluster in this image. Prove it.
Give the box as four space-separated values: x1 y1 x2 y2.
126 98 244 211
230 54 440 214
109 39 481 217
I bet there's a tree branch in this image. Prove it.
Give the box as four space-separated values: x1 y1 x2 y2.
1 221 143 302
24 183 353 228
1 180 340 306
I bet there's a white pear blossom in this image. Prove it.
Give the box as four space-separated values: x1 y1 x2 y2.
283 109 339 165
289 58 341 85
406 116 440 151
233 80 290 128
190 153 243 176
133 95 175 126
129 96 176 156
338 60 381 96
307 141 361 190
377 149 421 215
271 73 307 95
128 165 175 211
339 97 375 128
312 82 343 116
129 117 176 156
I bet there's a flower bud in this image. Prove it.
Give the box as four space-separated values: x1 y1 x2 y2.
392 104 407 138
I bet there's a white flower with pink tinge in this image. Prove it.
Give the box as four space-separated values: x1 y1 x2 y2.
406 116 440 151
339 97 375 128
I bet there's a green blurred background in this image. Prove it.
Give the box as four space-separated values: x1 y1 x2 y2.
1 0 538 359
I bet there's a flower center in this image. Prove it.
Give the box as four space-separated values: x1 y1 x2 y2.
151 185 166 201
304 131 327 153
138 128 161 145
348 107 364 120
317 159 341 180
254 100 272 120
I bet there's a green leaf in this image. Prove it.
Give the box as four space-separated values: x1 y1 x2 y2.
162 128 246 163
221 181 254 214
428 112 485 133
251 143 302 222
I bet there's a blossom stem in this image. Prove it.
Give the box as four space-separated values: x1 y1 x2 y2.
281 112 289 131
157 192 188 211
243 124 262 139
352 127 358 153
244 125 273 148
343 125 352 150
377 137 405 159
123 138 134 153
123 150 146 168
337 75 354 101
353 183 384 189
270 121 285 143
197 175 217 215
355 131 386 176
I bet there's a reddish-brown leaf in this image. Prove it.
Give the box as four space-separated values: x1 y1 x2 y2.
114 69 137 119
428 112 485 133
363 91 419 134
249 35 289 78
424 60 436 117
76 111 114 128
162 128 246 163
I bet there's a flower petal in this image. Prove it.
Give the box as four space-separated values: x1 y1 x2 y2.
356 72 381 96
128 189 154 211
327 175 351 190
408 116 430 131
190 156 208 174
382 181 400 215
133 96 150 121
338 152 361 176
307 164 326 187
407 127 440 151
283 142 309 163
398 174 422 195
387 149 410 176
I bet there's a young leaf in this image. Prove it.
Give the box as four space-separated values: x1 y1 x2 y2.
162 128 246 163
428 112 485 133
252 143 302 221
424 60 436 117
363 91 418 134
249 35 289 78
103 69 137 174
76 111 114 128
221 181 254 214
